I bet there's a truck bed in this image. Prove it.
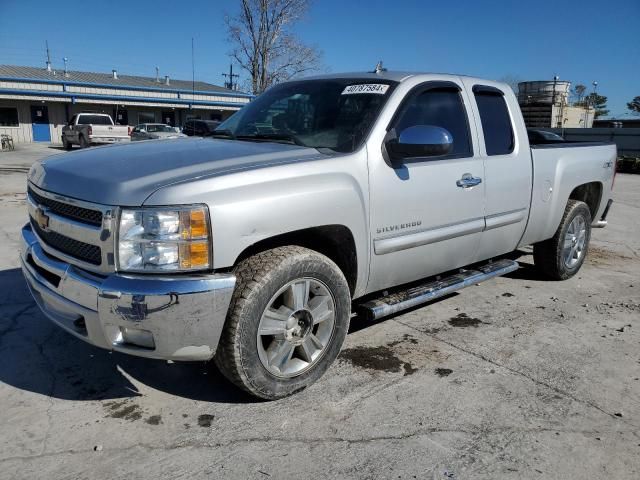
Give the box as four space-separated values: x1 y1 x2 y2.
519 142 616 247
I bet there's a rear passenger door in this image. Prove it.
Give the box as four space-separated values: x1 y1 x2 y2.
461 80 532 261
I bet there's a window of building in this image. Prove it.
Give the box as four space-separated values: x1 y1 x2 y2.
138 112 156 124
474 90 514 156
0 107 19 127
393 87 471 157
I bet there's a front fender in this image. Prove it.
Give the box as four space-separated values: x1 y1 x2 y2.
144 153 370 297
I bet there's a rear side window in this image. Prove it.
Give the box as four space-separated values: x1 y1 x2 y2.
394 88 471 157
474 90 514 155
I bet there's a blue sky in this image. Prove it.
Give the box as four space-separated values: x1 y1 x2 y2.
0 0 637 117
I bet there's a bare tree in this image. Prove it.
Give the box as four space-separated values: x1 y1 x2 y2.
226 0 322 94
498 75 522 94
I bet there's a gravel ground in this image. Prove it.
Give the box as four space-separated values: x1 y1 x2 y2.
0 144 639 480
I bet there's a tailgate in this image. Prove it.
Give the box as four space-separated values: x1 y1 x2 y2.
90 125 130 139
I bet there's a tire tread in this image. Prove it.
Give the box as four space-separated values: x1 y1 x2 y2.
215 246 348 399
533 199 591 280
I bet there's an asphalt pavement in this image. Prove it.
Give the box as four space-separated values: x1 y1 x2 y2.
0 143 638 479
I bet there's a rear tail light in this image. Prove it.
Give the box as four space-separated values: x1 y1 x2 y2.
87 125 92 136
128 126 132 136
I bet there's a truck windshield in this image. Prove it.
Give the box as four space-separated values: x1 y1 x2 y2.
216 79 397 153
77 115 113 125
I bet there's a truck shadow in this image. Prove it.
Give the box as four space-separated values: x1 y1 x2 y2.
0 251 548 404
0 268 255 404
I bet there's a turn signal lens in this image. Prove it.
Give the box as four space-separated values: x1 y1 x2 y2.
179 242 210 269
179 208 208 239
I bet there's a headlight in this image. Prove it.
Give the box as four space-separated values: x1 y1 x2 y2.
117 206 211 272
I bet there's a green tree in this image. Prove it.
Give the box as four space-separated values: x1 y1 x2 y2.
628 96 640 115
572 84 587 103
576 93 609 118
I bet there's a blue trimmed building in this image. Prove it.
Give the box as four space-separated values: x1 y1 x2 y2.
0 65 253 144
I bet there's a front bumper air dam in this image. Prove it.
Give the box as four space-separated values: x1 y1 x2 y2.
20 223 236 361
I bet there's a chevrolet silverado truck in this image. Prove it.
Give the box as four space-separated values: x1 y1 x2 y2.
22 71 616 399
61 113 130 149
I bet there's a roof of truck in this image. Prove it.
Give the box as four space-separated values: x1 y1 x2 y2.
302 70 509 88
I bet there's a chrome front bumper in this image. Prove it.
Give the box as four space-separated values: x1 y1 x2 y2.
20 223 236 361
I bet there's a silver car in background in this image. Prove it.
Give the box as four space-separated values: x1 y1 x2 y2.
130 123 186 141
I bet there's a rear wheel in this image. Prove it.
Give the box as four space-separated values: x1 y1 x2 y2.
79 135 89 148
533 200 592 280
215 246 351 399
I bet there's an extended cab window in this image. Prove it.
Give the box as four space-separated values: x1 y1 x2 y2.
474 89 514 155
393 87 471 158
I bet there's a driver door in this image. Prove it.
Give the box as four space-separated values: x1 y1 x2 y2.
367 81 486 293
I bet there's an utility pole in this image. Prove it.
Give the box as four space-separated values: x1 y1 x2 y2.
222 64 239 91
552 75 559 128
45 40 52 72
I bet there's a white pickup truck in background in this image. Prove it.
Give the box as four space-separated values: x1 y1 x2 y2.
61 113 130 149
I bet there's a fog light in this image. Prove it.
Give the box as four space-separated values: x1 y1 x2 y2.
118 327 155 350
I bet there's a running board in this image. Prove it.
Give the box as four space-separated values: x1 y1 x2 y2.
359 259 519 321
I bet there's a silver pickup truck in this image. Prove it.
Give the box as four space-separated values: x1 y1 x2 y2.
22 71 616 399
61 113 130 149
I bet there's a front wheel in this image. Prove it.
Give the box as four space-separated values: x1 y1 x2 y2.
62 137 72 150
215 246 351 399
533 200 592 280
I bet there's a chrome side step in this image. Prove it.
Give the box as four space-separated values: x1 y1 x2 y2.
359 259 519 320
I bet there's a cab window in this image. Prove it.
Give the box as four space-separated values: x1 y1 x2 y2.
474 89 514 156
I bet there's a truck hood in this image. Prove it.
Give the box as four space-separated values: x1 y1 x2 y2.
29 138 325 206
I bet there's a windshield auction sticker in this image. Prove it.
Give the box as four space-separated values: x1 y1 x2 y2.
341 84 390 95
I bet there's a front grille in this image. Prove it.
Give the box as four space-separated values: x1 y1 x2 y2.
31 217 102 265
28 187 103 227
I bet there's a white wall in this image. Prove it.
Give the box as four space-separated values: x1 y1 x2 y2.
0 100 68 144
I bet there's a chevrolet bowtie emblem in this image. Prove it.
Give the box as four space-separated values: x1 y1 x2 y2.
34 206 50 231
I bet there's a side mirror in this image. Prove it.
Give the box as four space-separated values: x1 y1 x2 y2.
386 125 453 160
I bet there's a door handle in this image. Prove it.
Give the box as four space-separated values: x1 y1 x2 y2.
456 173 482 188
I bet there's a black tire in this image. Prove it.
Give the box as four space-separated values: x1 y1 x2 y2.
62 137 72 150
215 246 351 400
79 135 89 148
533 200 592 280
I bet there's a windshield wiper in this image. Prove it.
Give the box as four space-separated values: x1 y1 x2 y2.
236 133 305 147
210 129 236 139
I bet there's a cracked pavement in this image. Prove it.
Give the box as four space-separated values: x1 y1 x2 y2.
0 145 639 479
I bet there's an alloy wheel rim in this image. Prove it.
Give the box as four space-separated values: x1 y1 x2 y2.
563 215 587 268
257 277 336 378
